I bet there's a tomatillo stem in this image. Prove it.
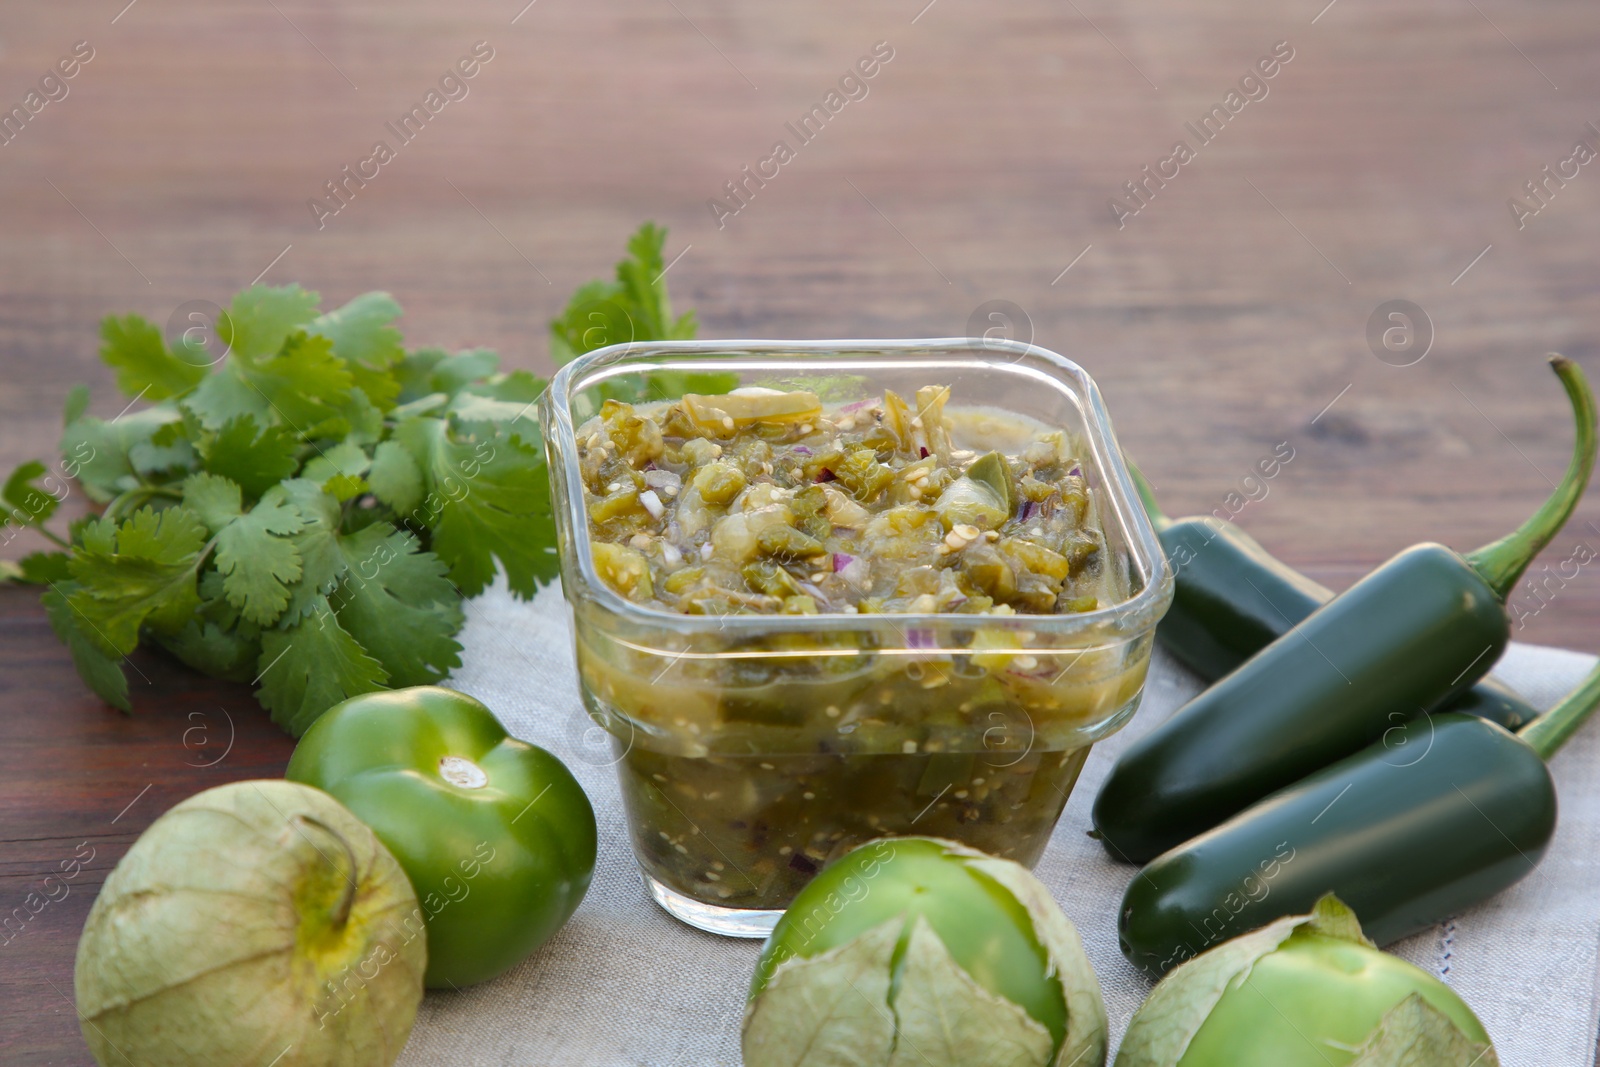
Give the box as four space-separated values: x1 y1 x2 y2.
1126 463 1172 532
1466 355 1597 600
295 814 360 929
1519 660 1600 760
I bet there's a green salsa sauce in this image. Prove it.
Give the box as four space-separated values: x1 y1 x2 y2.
578 385 1115 616
573 385 1144 912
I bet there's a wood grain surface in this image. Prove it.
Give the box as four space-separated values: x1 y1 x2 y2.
2 0 1598 1062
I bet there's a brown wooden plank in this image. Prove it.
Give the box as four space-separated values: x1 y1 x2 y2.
0 586 296 1063
1 0 1598 1062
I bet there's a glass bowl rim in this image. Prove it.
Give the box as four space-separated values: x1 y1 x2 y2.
542 337 1174 641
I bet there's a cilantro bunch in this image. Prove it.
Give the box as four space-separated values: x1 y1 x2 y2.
3 223 697 736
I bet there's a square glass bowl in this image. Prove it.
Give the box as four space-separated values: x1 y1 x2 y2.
541 339 1172 936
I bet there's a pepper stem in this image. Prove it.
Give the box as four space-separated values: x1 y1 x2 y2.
1126 462 1172 532
1519 660 1600 760
1465 356 1597 600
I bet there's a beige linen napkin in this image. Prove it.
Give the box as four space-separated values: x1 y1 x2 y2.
396 580 1600 1067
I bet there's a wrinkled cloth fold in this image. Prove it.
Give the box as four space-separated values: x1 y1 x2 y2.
397 580 1600 1067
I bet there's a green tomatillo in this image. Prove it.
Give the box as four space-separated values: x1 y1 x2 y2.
1115 895 1497 1067
75 780 425 1067
286 685 597 988
743 836 1107 1067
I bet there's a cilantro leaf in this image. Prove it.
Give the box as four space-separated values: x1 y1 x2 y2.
300 440 371 503
308 292 404 368
325 474 368 501
182 471 246 531
309 293 405 411
202 416 300 498
337 388 386 446
448 392 542 438
184 472 304 626
255 598 389 736
215 503 304 626
301 440 370 486
255 332 359 431
182 362 268 432
393 347 504 405
63 385 90 427
185 331 354 434
549 280 637 366
31 221 706 735
62 406 190 502
396 416 557 596
3 461 62 527
44 584 132 711
221 285 321 360
548 223 728 407
331 526 463 686
549 223 697 365
99 314 207 400
156 618 261 684
147 567 264 682
271 478 413 623
64 506 208 655
128 419 197 476
392 348 448 405
429 349 501 396
19 551 72 584
617 222 698 342
271 480 347 621
367 440 423 515
463 368 546 403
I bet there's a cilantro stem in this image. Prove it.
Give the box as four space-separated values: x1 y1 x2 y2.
36 527 70 549
103 484 183 525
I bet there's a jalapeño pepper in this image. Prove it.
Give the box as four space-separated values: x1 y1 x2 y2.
1095 356 1596 864
1118 658 1600 979
1130 466 1537 731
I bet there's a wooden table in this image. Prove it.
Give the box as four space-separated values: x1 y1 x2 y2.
3 0 1597 1062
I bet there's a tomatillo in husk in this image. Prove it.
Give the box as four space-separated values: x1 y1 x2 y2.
286 686 597 988
743 836 1107 1067
75 780 425 1067
1114 895 1497 1067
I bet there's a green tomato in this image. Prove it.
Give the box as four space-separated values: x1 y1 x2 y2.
1179 928 1489 1067
286 686 597 989
746 836 1107 1067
